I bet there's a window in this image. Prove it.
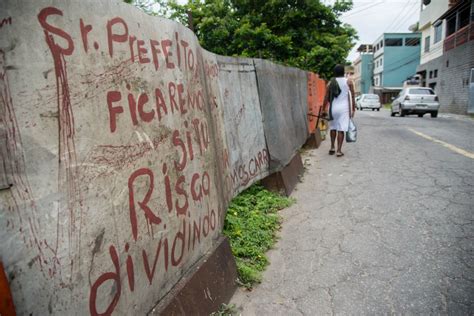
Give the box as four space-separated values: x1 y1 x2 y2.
380 58 383 67
365 94 379 100
434 23 442 43
434 69 438 78
405 37 420 46
385 38 403 46
424 36 431 52
380 40 384 48
447 17 456 36
408 88 435 95
459 7 470 29
429 71 433 79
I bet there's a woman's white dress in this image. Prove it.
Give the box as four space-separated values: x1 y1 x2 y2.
329 77 350 132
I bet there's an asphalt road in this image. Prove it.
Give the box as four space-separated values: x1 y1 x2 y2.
231 108 474 315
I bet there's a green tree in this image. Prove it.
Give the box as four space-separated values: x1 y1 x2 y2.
126 0 357 79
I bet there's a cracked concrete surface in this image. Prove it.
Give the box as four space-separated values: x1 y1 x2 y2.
230 109 474 315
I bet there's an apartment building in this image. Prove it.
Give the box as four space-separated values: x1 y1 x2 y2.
416 0 474 114
353 44 374 96
372 32 422 103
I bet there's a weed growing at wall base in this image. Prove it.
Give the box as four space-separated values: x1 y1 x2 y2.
223 184 294 289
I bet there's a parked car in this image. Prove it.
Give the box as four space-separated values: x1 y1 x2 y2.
357 94 381 111
391 87 440 118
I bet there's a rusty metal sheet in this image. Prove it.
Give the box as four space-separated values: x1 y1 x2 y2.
307 72 327 133
254 59 309 171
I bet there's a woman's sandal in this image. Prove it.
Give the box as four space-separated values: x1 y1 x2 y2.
336 152 344 157
329 149 336 155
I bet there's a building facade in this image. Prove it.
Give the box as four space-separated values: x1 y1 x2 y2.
416 0 474 114
372 32 422 103
353 44 374 96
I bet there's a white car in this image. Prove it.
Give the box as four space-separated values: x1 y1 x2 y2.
391 87 440 118
357 94 381 111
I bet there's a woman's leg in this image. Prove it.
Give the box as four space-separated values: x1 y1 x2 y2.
337 131 344 154
330 130 336 153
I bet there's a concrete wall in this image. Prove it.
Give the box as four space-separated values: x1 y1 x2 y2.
0 0 312 314
216 56 269 195
254 59 309 172
437 41 474 114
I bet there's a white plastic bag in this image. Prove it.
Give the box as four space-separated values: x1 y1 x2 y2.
346 119 357 143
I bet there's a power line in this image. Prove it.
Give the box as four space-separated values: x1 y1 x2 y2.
384 0 414 32
393 1 420 31
343 0 386 18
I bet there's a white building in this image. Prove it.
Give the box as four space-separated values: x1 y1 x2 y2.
416 0 474 114
417 0 450 89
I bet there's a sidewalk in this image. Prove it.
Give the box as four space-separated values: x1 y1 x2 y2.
230 110 474 315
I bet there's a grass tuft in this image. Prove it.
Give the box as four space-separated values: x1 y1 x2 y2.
223 184 294 289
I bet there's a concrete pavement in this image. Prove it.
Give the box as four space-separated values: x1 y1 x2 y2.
230 109 474 315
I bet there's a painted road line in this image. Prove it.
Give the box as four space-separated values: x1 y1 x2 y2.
408 128 474 160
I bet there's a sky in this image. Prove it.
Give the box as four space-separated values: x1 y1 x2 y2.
335 0 422 61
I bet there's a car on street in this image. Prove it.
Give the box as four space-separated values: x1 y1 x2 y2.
391 87 440 118
357 94 381 111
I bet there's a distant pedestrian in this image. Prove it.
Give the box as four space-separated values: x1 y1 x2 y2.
323 64 356 157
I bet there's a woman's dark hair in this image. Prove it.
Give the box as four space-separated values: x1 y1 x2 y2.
334 64 345 77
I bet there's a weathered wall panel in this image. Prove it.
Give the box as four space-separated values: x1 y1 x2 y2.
254 59 309 171
0 1 314 314
217 56 269 194
0 1 229 314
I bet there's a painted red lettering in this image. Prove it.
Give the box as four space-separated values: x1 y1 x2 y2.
177 84 186 114
107 91 123 133
80 19 92 53
175 175 188 216
171 220 186 266
107 17 128 57
89 245 121 316
172 130 187 171
137 39 150 64
168 82 179 114
137 93 154 122
150 39 161 71
128 168 161 241
155 88 167 121
38 7 75 56
161 39 175 69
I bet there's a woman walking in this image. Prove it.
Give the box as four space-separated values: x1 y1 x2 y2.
323 64 356 157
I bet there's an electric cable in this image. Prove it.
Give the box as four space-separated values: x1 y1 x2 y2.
344 0 386 18
384 0 416 32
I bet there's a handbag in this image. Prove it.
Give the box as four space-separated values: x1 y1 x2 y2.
346 119 357 142
346 86 357 143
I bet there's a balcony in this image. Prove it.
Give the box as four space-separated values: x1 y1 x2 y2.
444 22 473 52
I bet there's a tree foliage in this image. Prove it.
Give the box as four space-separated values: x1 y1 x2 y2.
126 0 358 79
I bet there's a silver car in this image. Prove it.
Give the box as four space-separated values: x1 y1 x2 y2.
357 94 381 111
391 87 440 118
